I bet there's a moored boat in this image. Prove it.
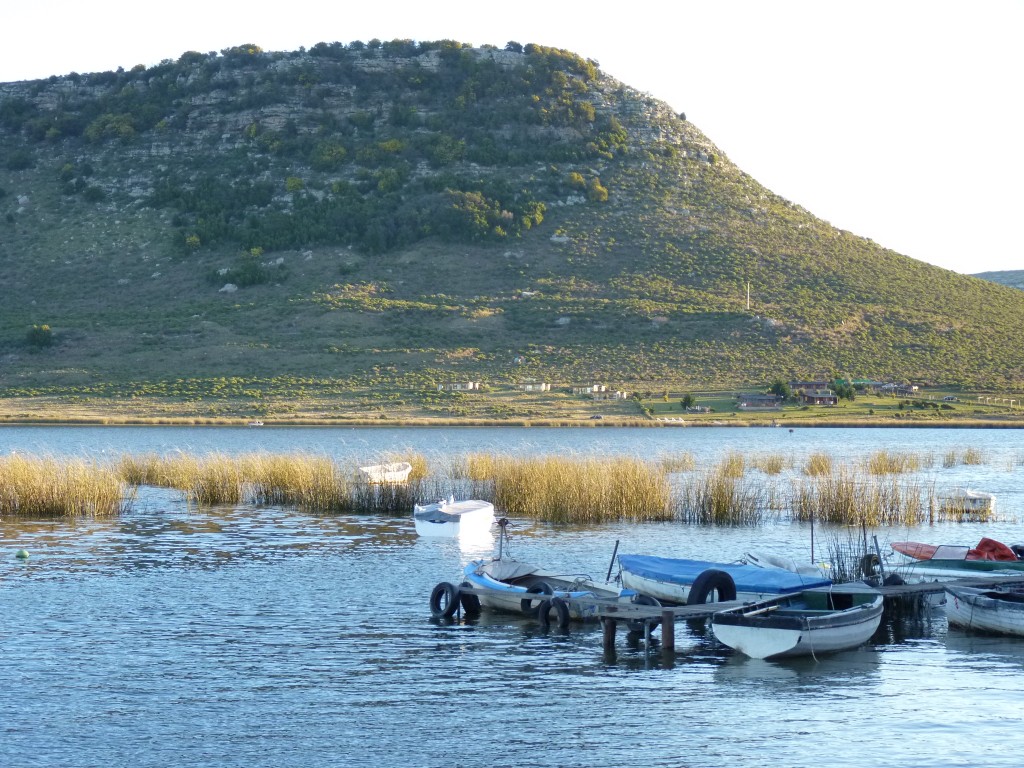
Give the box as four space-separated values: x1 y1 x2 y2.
889 538 1024 583
944 586 1024 637
618 554 831 606
711 582 884 659
413 497 494 537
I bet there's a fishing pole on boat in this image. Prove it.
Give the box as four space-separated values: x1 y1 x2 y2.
606 539 620 583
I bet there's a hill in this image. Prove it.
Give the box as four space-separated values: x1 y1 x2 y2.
974 270 1024 291
1 40 1022 422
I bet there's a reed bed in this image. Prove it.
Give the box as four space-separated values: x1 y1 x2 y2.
0 454 131 518
791 468 926 526
469 454 672 523
115 452 425 513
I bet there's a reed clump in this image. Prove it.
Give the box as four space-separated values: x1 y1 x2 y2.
751 453 788 475
658 452 696 473
476 455 672 523
865 450 921 475
243 452 352 511
791 468 926 526
673 456 770 525
0 454 131 518
804 452 833 476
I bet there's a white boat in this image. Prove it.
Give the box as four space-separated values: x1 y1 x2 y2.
429 521 660 627
359 461 413 484
413 497 494 537
618 554 830 606
711 582 884 659
246 420 264 427
939 487 995 516
944 586 1024 637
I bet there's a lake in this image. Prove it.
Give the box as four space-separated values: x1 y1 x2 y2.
1 426 1023 767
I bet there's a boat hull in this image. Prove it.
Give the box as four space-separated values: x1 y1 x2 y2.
945 586 1024 637
711 585 884 659
414 499 494 537
463 560 634 621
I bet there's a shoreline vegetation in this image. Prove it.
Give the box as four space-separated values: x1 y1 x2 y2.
0 449 1013 529
1 385 1023 428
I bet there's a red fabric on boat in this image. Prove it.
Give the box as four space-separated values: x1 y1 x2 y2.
968 537 1018 562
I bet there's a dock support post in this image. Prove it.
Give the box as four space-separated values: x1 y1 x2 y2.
660 610 675 652
602 617 617 659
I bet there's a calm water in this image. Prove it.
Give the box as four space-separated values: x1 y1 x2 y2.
2 426 1023 767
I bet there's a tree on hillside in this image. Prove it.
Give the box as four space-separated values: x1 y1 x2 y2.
680 394 696 409
768 379 792 400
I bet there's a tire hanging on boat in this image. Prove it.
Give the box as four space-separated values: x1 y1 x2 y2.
860 554 881 578
628 593 662 633
537 596 570 629
458 580 481 615
430 581 461 619
520 581 554 616
687 569 737 605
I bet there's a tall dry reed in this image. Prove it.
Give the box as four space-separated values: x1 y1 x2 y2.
804 452 833 476
673 456 771 525
791 468 926 526
0 454 131 517
865 450 921 475
472 455 671 523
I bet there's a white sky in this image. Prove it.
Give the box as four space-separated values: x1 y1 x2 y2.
2 0 1021 274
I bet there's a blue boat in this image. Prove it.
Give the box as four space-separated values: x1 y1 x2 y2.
618 554 831 605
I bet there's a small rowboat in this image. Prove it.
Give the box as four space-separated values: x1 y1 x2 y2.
945 586 1024 637
711 582 883 659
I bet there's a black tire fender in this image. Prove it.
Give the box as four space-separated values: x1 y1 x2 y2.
430 581 461 619
861 553 881 578
628 593 662 633
520 580 554 615
458 580 481 615
687 569 737 605
537 596 571 629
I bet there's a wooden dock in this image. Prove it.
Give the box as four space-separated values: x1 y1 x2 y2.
442 572 1024 657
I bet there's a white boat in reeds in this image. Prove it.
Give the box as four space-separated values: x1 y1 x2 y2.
413 497 494 537
939 487 995 516
711 582 884 659
944 586 1024 637
358 461 413 484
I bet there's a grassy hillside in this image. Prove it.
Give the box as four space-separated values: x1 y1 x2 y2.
1 40 1022 421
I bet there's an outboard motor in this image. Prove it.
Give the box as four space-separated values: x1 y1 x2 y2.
1011 544 1024 561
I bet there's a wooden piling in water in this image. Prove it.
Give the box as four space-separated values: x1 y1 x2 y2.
660 609 675 651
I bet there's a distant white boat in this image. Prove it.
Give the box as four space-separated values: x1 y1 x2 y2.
939 487 995 516
247 420 264 427
359 461 413 484
414 497 494 537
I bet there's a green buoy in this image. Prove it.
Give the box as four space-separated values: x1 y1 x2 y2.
15 549 29 559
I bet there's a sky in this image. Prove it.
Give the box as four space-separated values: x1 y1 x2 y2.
2 1 1021 275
